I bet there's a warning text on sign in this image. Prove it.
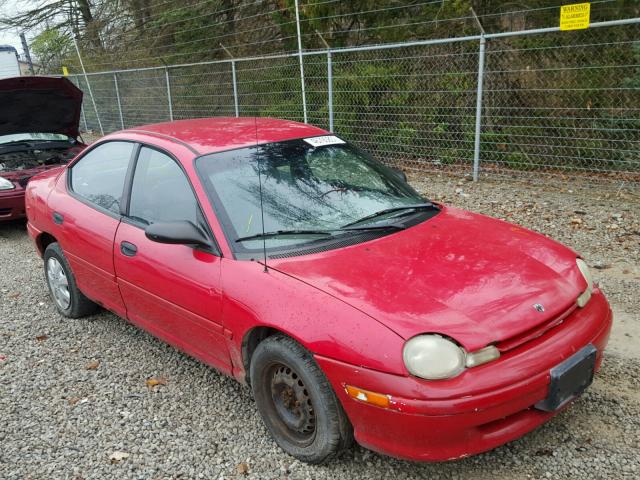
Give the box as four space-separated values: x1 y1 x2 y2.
560 3 591 31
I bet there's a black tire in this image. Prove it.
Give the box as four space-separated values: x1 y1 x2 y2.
250 334 353 464
43 242 98 318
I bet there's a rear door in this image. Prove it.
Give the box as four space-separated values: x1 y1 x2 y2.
113 146 230 372
47 141 136 317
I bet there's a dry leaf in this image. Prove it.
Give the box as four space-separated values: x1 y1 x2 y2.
36 335 49 342
86 360 100 370
236 462 249 475
145 376 167 389
109 451 130 463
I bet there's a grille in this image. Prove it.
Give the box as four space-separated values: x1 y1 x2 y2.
496 303 578 353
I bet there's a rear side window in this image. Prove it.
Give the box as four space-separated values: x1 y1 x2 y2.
70 141 134 214
128 147 198 225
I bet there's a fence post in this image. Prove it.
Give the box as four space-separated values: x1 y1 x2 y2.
472 34 486 182
113 73 125 130
80 106 89 133
73 39 104 136
327 51 334 132
294 0 308 123
73 75 89 132
231 60 240 117
165 66 174 121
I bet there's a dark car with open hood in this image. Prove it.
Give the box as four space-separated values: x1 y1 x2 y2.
0 76 86 221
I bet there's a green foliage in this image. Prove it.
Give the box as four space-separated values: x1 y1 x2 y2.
622 42 640 88
31 28 72 73
13 0 638 174
143 1 227 64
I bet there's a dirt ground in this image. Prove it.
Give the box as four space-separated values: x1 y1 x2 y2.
1 172 638 479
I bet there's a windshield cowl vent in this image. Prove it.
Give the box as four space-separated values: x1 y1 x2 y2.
269 231 387 259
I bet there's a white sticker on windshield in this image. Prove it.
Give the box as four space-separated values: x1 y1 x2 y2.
304 135 346 147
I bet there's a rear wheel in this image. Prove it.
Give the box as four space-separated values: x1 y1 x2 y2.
44 242 98 318
250 334 353 464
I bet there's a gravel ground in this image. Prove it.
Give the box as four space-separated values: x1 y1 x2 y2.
1 175 639 480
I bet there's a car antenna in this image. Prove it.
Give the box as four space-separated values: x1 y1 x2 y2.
254 116 268 273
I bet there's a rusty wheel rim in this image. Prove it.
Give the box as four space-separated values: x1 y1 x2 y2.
268 363 316 445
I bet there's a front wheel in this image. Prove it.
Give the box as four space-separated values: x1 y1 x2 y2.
250 335 353 464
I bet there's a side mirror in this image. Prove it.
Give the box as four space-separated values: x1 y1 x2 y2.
145 221 210 247
390 167 407 183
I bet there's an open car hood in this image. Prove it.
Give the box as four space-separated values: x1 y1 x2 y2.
0 76 83 138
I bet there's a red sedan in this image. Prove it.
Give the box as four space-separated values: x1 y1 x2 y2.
25 118 612 463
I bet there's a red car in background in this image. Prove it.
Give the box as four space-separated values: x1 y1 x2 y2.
0 76 85 221
25 118 612 463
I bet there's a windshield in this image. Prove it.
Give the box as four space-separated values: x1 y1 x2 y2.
0 133 72 145
196 136 427 254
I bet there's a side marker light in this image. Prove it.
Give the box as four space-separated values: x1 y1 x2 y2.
345 385 391 408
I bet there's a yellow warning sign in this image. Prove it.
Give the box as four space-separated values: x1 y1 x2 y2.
62 66 69 76
560 3 591 31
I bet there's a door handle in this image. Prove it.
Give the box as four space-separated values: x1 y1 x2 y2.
120 241 138 257
52 212 64 224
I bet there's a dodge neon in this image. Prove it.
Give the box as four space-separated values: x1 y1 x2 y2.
25 118 612 463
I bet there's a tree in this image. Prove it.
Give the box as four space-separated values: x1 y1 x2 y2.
30 28 73 73
0 0 104 50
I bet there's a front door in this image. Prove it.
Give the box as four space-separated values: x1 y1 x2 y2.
113 146 229 372
48 141 136 317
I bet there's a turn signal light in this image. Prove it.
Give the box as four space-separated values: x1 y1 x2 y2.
465 345 501 368
345 385 390 408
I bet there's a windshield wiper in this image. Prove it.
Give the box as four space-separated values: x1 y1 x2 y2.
235 229 334 242
341 203 435 228
341 224 404 232
0 141 33 148
235 224 405 243
0 139 71 148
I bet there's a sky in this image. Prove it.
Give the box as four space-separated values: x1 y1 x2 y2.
0 28 22 51
0 1 30 55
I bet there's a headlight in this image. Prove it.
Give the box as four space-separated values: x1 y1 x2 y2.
403 334 466 380
0 176 15 190
403 334 501 380
576 258 593 307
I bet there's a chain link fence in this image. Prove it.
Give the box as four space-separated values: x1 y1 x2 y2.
69 18 640 189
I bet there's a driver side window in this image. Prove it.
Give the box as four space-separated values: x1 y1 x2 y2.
128 147 198 225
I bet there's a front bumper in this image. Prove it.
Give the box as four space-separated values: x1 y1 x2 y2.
316 288 612 462
0 190 26 221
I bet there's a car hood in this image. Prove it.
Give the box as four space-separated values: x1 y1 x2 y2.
269 206 585 351
0 76 83 138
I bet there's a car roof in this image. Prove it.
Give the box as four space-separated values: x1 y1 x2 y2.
123 117 329 155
